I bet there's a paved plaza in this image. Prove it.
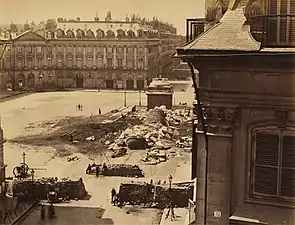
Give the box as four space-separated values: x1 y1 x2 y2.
0 83 193 224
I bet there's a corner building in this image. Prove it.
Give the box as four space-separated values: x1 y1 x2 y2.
0 17 183 91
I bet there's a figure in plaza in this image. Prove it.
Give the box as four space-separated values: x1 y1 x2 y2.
111 188 117 204
86 164 92 174
98 108 101 115
77 104 81 111
165 200 175 221
95 165 100 177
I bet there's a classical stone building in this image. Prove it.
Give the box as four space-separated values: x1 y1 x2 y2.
0 14 183 91
176 0 295 225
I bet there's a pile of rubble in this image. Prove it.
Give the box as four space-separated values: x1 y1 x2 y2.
87 163 144 178
117 181 193 209
11 177 87 201
108 106 193 161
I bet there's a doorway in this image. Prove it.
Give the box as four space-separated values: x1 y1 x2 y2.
76 73 83 88
106 79 114 89
126 79 134 90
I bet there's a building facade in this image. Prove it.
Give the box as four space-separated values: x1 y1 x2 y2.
0 16 183 91
177 0 295 225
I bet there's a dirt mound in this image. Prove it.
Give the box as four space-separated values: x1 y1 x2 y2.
10 112 141 155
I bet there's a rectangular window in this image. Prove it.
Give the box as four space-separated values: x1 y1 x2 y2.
137 47 144 54
4 58 11 68
126 56 133 68
87 46 93 53
27 57 33 68
17 46 22 53
57 57 63 67
36 46 42 54
67 57 73 67
37 57 42 67
96 56 103 67
57 46 63 53
107 58 113 67
267 0 295 45
27 46 33 54
47 46 52 53
67 46 72 53
127 47 133 54
117 58 123 68
17 58 24 68
252 128 295 200
138 58 144 68
87 57 93 67
117 47 123 54
77 57 83 67
96 46 103 54
107 47 113 54
77 46 83 53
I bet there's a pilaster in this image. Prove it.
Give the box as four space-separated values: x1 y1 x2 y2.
195 106 238 225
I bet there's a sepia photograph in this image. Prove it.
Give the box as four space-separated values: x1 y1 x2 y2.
0 0 294 224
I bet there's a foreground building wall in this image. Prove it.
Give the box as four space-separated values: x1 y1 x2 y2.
177 0 295 224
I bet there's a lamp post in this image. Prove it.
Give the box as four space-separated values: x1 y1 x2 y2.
124 91 127 107
165 174 175 221
22 152 26 165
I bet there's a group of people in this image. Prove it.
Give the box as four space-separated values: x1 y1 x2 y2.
77 104 83 111
86 163 108 177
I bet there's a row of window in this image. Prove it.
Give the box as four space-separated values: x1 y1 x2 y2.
4 57 145 69
9 45 146 55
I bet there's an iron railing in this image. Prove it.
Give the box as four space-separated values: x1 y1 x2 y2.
250 14 295 48
186 18 205 43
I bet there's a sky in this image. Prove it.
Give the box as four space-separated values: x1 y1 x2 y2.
0 0 205 35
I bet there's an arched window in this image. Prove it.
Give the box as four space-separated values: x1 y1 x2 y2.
117 29 126 38
56 29 65 38
96 29 105 39
251 126 295 200
86 30 95 38
66 30 75 38
76 29 85 39
127 30 136 38
137 29 144 38
106 30 115 38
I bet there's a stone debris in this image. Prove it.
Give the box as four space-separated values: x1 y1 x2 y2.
87 163 144 177
105 105 193 164
175 136 193 149
117 181 193 208
11 178 87 201
85 136 95 141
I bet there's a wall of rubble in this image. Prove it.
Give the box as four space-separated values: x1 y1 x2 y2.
12 178 87 201
117 181 193 209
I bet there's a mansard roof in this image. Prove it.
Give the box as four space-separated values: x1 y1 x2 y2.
177 0 261 54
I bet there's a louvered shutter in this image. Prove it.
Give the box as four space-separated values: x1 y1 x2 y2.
281 135 295 198
290 1 295 43
254 132 279 197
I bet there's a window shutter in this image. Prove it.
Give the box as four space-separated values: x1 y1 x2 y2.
281 136 295 198
254 132 279 196
268 0 278 15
